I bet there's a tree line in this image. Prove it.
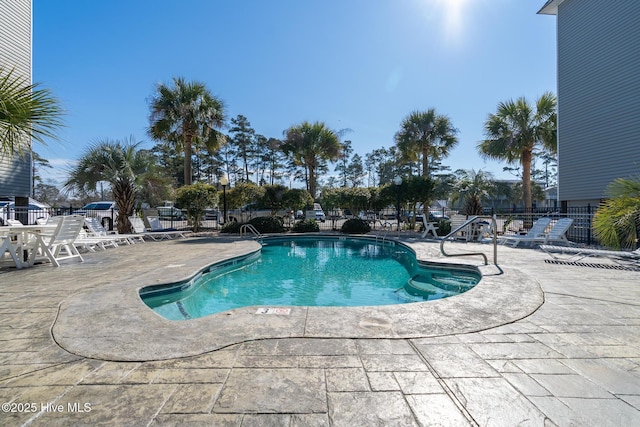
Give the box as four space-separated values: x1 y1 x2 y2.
6 66 638 249
141 77 558 208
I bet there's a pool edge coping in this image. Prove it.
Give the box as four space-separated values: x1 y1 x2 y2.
51 236 544 362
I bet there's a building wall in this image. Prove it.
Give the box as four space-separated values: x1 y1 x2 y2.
0 0 33 197
555 0 640 207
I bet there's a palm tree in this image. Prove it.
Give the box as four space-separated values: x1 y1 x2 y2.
148 76 226 186
0 67 64 156
395 109 458 178
64 137 171 234
282 121 342 198
451 169 494 215
593 175 640 250
478 92 557 210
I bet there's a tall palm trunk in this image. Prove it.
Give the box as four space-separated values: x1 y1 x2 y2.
421 144 430 177
307 162 316 199
521 148 533 210
114 179 136 234
521 148 534 228
184 136 193 185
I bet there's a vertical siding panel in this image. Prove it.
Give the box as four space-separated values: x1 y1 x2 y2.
556 0 640 206
0 0 33 196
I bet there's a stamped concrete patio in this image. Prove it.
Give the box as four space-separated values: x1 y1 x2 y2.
0 234 639 426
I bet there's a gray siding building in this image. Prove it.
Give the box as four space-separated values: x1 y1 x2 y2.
0 0 33 198
539 0 640 208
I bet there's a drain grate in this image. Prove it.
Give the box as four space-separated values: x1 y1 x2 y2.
544 259 640 271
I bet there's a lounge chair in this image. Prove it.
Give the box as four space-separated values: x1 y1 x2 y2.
129 216 187 240
501 218 574 248
39 216 109 253
147 216 178 232
74 229 120 252
498 217 553 247
540 245 640 265
539 218 574 246
448 215 471 241
25 215 85 267
84 217 145 245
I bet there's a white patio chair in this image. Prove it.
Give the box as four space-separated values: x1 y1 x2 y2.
25 215 85 267
130 216 187 240
498 217 553 247
84 217 144 245
448 215 470 241
0 235 23 268
541 218 575 246
420 215 439 239
74 229 117 252
501 218 574 248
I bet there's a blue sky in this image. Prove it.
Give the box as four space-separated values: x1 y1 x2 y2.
33 0 557 186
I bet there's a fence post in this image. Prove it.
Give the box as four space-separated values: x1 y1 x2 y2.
587 204 592 246
636 214 640 250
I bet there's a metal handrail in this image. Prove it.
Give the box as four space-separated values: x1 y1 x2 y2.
375 227 389 246
375 221 395 246
440 215 498 265
239 224 262 239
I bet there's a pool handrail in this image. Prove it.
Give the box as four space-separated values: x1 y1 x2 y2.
440 215 498 265
239 223 262 239
375 222 395 246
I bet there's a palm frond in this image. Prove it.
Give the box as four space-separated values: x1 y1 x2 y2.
147 76 226 185
593 173 640 249
0 67 65 156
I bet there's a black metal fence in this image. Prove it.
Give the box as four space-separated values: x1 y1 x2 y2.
2 204 599 245
295 206 598 244
489 206 597 245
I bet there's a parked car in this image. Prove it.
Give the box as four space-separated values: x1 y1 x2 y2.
0 199 50 225
156 206 186 221
305 209 326 222
379 207 397 220
75 201 117 230
429 211 450 221
204 209 220 221
415 212 450 223
328 208 343 219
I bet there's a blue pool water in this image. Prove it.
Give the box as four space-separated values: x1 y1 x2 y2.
141 236 480 320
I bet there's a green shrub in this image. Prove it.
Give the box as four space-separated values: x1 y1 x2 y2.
291 219 319 232
341 218 371 234
175 183 218 232
438 219 451 235
220 221 241 234
593 175 640 249
249 216 285 233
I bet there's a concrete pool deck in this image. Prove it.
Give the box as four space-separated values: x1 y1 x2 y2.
1 234 639 426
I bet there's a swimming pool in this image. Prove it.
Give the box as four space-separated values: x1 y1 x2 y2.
140 236 481 320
